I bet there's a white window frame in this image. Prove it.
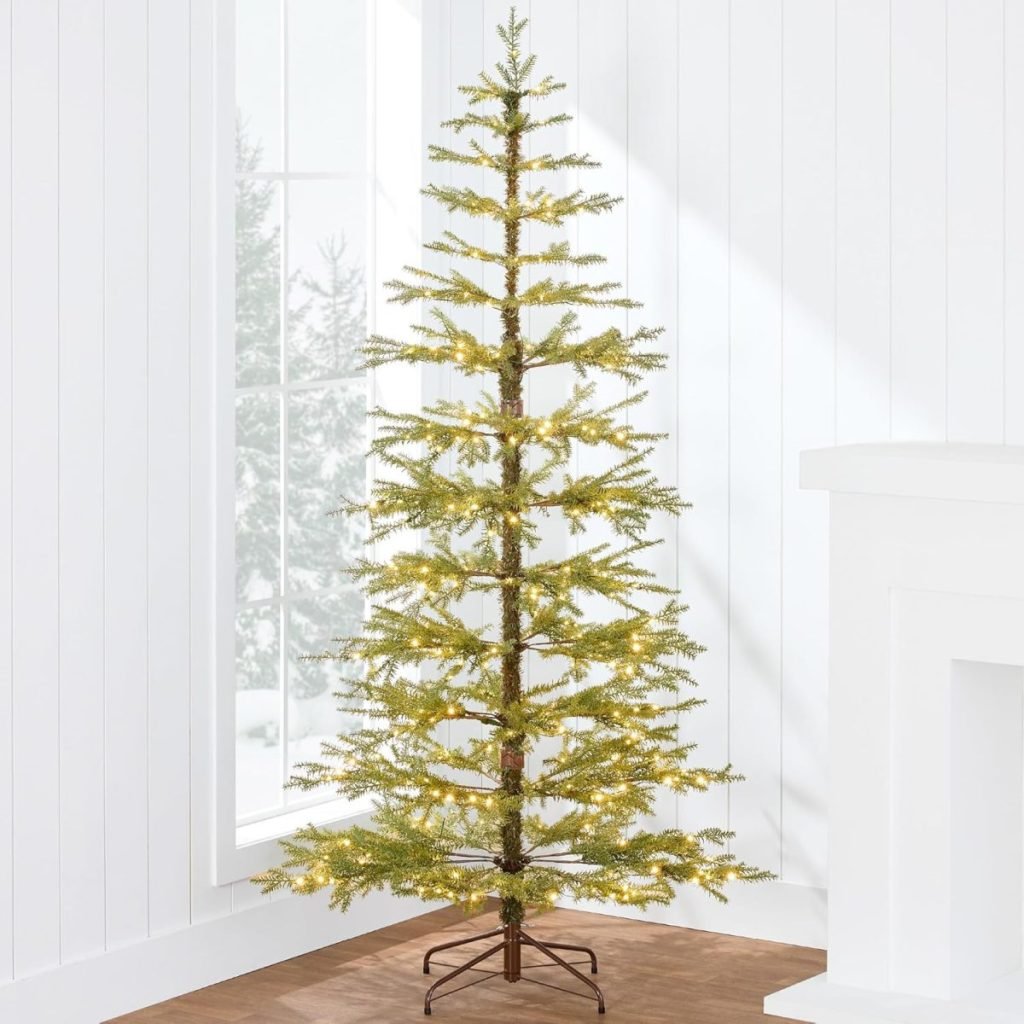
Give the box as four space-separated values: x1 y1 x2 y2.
211 0 423 886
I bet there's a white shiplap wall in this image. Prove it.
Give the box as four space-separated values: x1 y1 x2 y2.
2 0 1023 1017
0 2 424 1021
433 0 1024 933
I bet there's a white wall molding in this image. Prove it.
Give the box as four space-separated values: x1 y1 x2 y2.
569 880 826 951
0 879 823 1024
0 892 435 1024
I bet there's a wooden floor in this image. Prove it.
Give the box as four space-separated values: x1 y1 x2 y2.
108 904 824 1024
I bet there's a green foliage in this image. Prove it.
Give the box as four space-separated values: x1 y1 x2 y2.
255 9 770 919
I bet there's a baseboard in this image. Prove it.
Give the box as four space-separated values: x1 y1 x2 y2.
764 970 1024 1023
0 891 437 1024
0 881 823 1024
567 880 826 950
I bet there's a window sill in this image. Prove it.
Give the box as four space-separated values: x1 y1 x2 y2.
217 796 374 886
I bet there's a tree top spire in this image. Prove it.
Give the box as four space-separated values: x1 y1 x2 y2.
454 9 565 114
496 7 533 93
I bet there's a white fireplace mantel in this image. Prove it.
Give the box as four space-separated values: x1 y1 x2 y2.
766 443 1024 1024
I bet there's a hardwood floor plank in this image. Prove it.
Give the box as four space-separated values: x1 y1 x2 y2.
107 906 824 1023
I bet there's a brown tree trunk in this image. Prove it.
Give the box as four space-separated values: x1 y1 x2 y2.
497 91 526 964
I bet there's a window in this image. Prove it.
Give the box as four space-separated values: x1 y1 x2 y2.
233 0 370 830
214 0 421 884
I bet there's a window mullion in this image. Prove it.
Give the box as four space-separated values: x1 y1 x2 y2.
278 0 292 808
236 170 362 182
238 581 360 614
235 373 367 397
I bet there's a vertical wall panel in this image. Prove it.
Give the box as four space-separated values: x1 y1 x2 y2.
480 0 509 304
947 0 1004 442
522 0 578 785
627 0 679 838
577 0 628 444
148 0 192 937
418 0 449 484
525 0 579 491
835 0 890 442
189 0 232 925
104 0 151 947
58 0 107 963
576 0 629 701
482 0 511 779
577 0 629 409
415 0 451 772
440 0 485 809
728 0 783 875
420 0 450 310
526 0 578 439
1007 1 1024 446
891 0 946 440
575 0 631 869
446 0 484 389
0 0 12 987
780 0 835 888
676 0 731 843
10 0 61 978
230 878 268 914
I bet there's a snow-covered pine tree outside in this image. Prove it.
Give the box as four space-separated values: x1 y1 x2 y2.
234 118 368 820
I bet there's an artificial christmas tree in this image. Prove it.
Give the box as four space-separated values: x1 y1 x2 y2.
255 11 769 1014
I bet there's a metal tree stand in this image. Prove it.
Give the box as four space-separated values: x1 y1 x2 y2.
422 920 606 1015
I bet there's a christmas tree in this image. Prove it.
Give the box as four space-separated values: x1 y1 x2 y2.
256 10 768 1007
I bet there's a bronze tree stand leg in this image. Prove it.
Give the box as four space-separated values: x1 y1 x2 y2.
422 919 605 1015
422 926 505 974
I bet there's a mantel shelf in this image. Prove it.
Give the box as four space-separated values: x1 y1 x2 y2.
800 443 1024 505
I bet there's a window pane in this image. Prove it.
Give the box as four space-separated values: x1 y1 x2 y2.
235 178 281 387
288 0 366 173
287 180 367 383
234 0 373 830
236 604 282 819
287 383 366 593
286 589 364 802
236 0 282 172
236 391 282 602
